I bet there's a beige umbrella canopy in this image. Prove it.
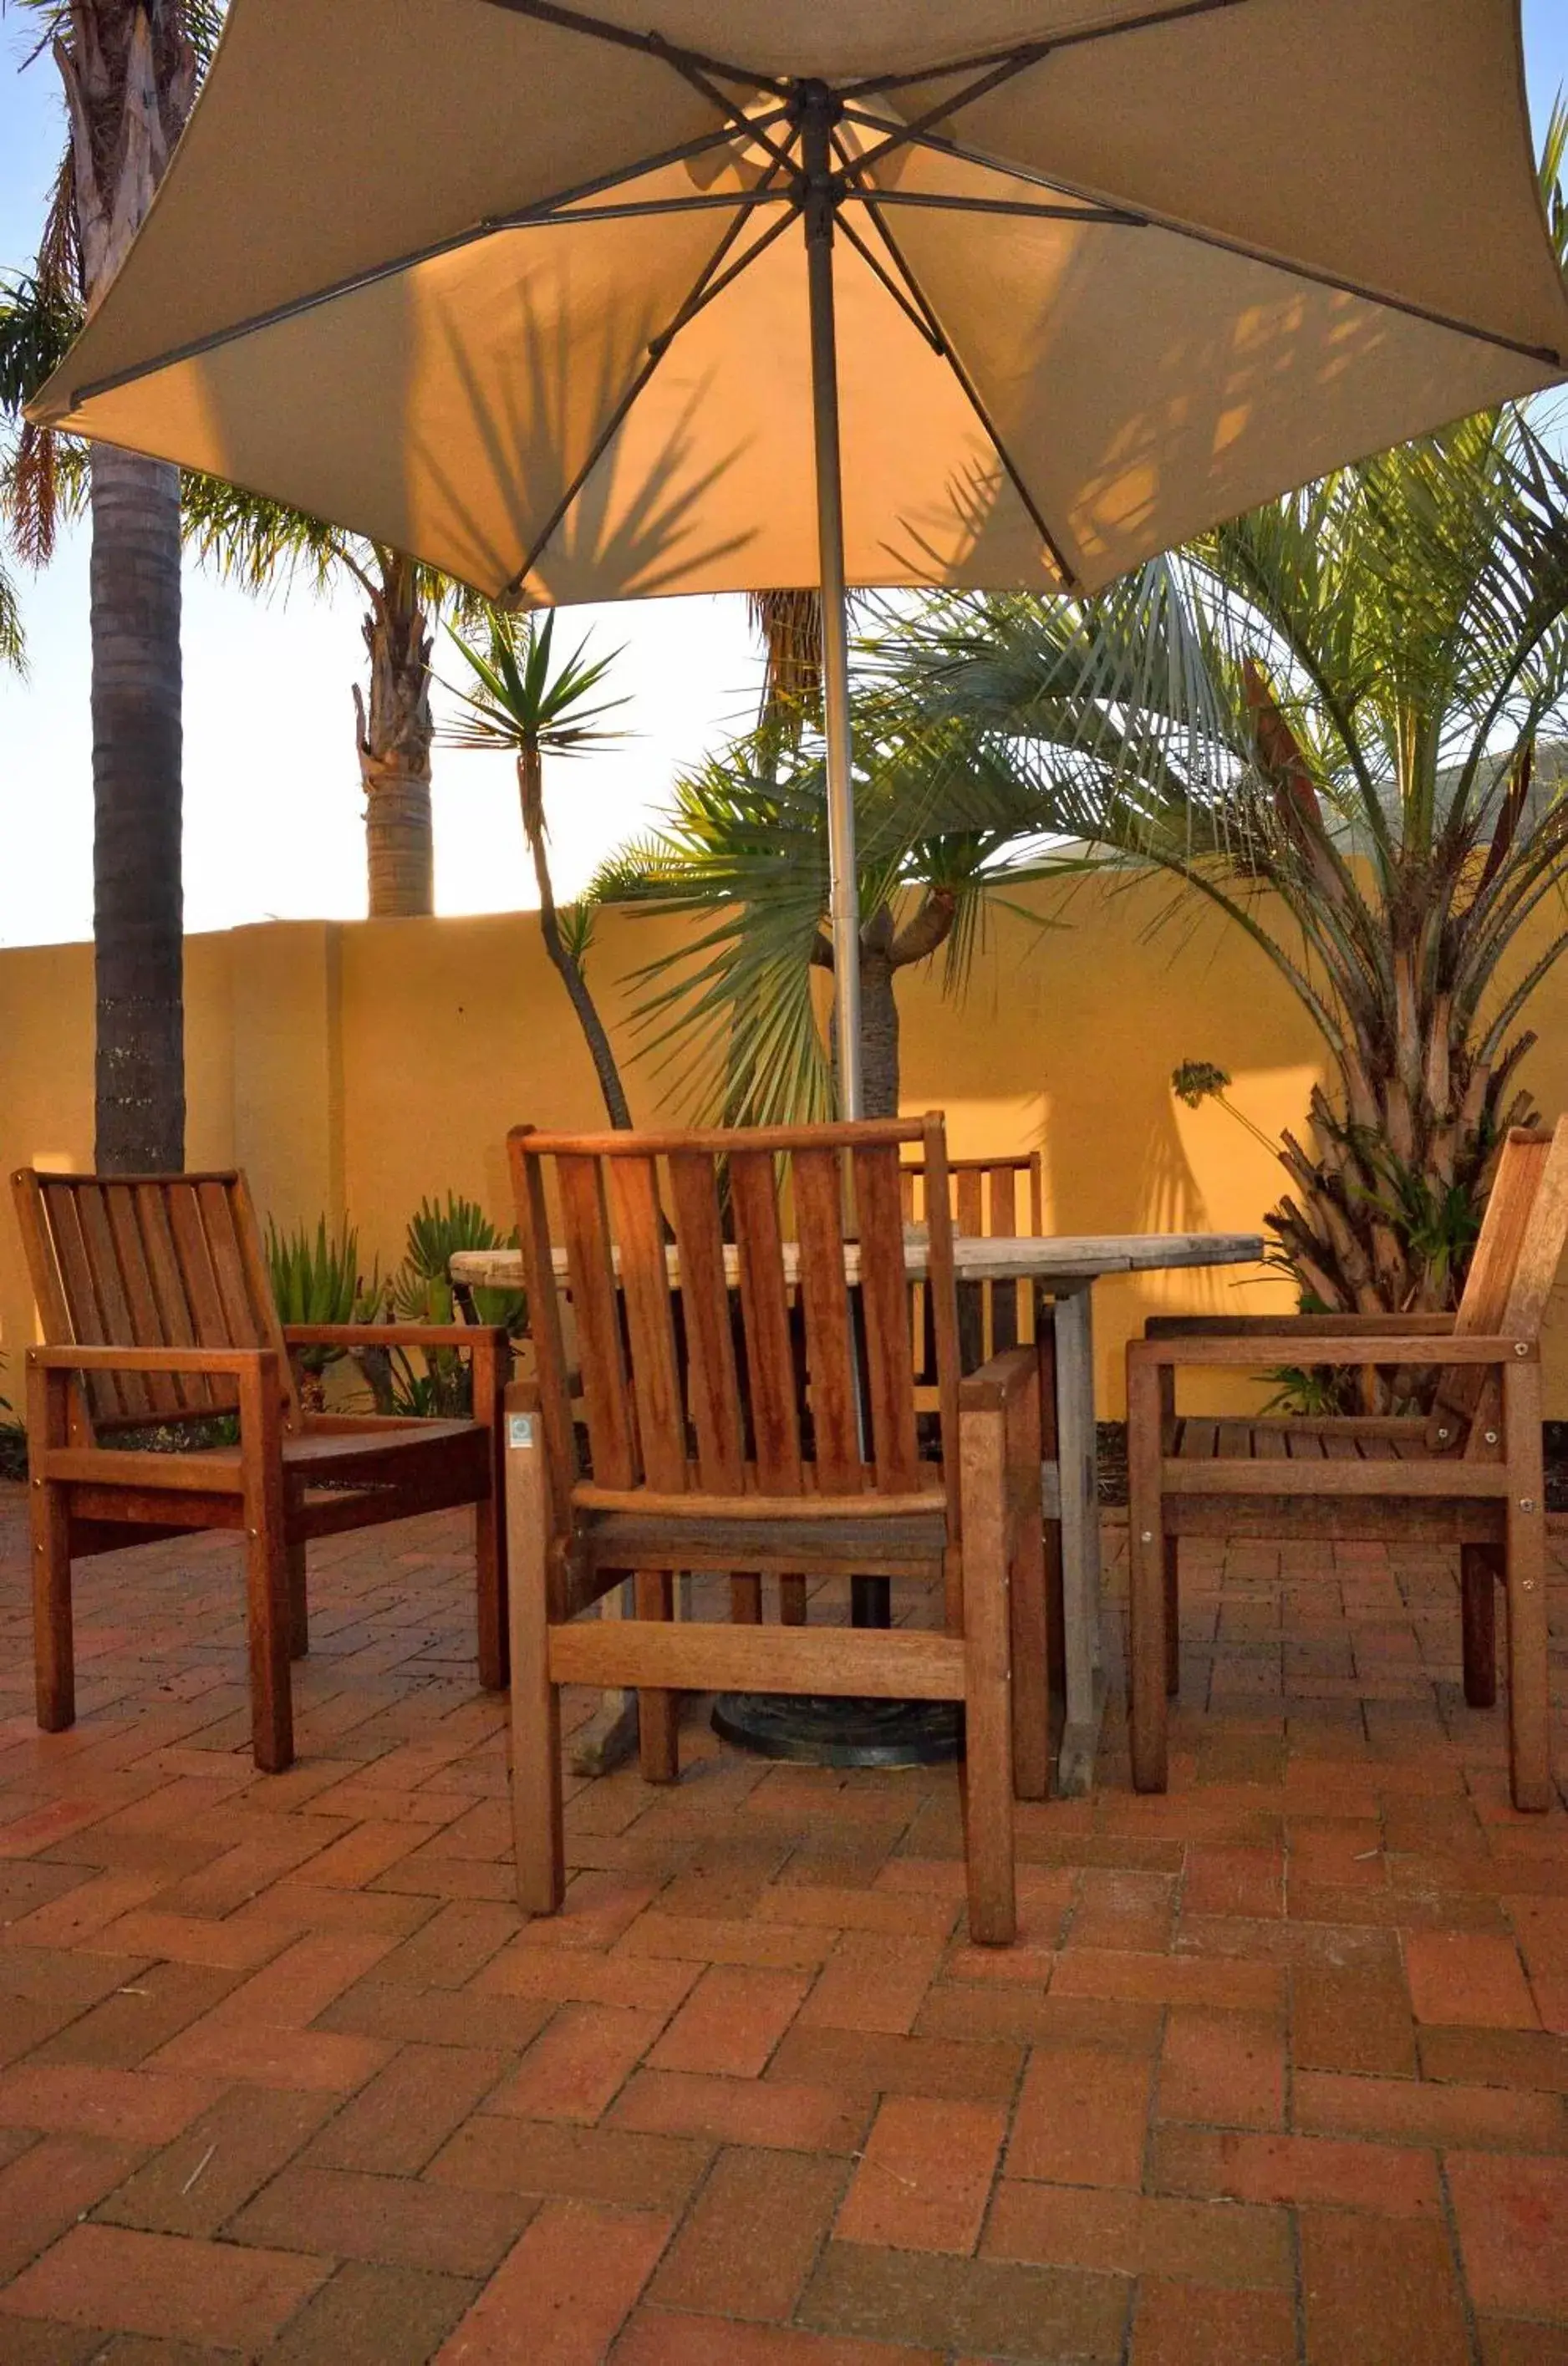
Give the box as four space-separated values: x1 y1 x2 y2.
32 0 1568 1109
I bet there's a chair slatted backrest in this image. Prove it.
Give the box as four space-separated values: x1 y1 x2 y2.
508 1116 963 1534
1429 1120 1568 1454
903 1150 1044 1369
12 1168 298 1441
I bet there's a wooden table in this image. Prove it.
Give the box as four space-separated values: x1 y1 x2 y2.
452 1229 1263 1792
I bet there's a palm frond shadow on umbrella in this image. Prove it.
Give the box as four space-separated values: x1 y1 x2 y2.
407 274 760 608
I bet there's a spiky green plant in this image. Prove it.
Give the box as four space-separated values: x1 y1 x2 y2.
387 1193 523 1420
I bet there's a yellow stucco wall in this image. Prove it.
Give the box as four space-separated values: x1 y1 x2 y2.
4 877 1567 1417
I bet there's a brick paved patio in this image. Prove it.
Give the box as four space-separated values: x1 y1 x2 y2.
2 1483 1566 2363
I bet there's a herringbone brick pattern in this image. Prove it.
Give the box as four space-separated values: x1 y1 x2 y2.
1 1484 1566 2363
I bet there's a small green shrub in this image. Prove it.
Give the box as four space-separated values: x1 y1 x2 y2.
387 1194 525 1420
266 1217 380 1367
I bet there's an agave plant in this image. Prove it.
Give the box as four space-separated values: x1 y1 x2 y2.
265 1216 380 1410
385 1193 524 1420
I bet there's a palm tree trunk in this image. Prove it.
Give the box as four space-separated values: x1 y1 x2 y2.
858 946 900 1118
90 444 184 1171
356 553 434 918
58 0 196 1172
518 745 633 1127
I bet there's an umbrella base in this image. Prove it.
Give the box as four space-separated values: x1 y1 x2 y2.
711 1692 962 1768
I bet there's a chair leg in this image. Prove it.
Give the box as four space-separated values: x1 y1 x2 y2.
634 1570 680 1783
27 1362 74 1734
1008 1348 1051 1803
30 1476 74 1734
1504 1361 1551 1812
960 1401 1017 1946
506 1398 563 1913
476 1480 509 1693
1460 1543 1498 1709
240 1366 293 1774
731 1574 762 1623
779 1575 807 1625
1164 1536 1181 1698
1126 1356 1168 1794
244 1514 294 1774
287 1540 309 1661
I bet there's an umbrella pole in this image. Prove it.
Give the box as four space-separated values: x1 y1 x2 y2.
803 92 863 1122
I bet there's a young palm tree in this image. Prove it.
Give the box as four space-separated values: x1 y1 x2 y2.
442 613 634 1126
3 2 206 1168
873 410 1568 1314
868 109 1568 1321
595 707 1053 1122
179 476 485 918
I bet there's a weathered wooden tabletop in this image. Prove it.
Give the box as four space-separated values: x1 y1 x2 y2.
450 1232 1265 1291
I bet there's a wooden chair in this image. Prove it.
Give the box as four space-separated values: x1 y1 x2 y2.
504 1115 1046 1945
903 1150 1045 1369
13 1168 509 1773
1126 1121 1568 1810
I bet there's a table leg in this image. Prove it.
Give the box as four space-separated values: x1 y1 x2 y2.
567 1578 640 1778
1051 1281 1107 1794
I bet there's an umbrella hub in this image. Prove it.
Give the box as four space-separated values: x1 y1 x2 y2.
791 79 847 246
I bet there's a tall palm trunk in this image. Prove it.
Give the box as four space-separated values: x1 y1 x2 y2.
818 891 957 1121
58 1 195 1170
517 743 633 1127
355 551 435 918
91 445 185 1168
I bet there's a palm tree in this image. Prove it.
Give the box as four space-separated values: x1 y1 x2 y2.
3 2 206 1169
0 540 22 673
442 613 635 1127
595 704 1052 1122
180 476 485 918
872 410 1568 1316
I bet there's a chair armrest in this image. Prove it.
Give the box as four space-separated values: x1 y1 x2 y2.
28 1344 278 1376
960 1345 1038 1412
283 1323 510 1351
1143 1313 1457 1340
1129 1332 1532 1370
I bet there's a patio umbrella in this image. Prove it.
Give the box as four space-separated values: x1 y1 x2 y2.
30 0 1568 1116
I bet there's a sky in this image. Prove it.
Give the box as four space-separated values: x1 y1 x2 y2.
1 5 1565 948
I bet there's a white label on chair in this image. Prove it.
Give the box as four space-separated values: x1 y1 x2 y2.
507 1412 537 1449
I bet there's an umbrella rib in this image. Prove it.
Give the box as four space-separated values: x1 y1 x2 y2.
853 191 1142 226
840 47 1054 183
652 48 799 177
841 0 1259 97
60 121 766 412
529 189 791 226
646 201 799 350
476 0 788 98
853 193 1084 593
831 210 945 354
502 178 802 603
841 114 1565 369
